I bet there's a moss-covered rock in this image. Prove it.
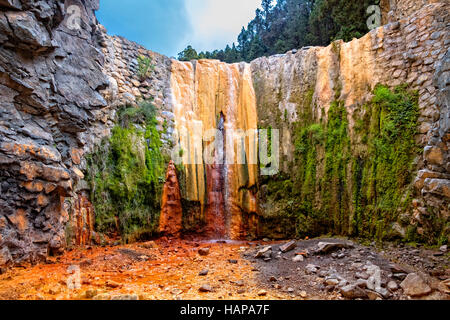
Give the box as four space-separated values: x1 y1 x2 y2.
85 100 166 243
258 84 425 242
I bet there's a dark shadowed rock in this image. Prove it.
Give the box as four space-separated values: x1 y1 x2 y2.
198 247 210 256
315 241 354 254
199 284 213 292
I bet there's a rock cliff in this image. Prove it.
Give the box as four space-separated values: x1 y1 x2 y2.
0 0 448 268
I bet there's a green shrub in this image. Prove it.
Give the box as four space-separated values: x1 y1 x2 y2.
86 99 165 242
137 55 155 80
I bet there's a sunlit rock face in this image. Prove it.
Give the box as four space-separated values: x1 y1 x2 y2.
251 3 449 240
169 59 259 239
159 161 183 237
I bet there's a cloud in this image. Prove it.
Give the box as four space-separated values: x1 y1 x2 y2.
97 0 192 57
180 0 261 54
96 0 262 57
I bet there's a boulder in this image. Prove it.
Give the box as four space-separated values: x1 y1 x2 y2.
400 273 432 297
340 284 368 299
279 240 296 253
198 247 210 256
255 246 272 259
315 241 354 254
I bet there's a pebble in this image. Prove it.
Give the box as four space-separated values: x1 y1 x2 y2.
258 290 267 296
199 284 213 292
198 248 210 256
199 269 209 276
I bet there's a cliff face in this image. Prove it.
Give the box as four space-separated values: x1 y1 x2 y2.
381 0 443 24
0 0 111 268
252 3 449 240
0 1 448 268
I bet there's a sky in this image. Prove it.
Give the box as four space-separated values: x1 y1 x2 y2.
96 0 262 58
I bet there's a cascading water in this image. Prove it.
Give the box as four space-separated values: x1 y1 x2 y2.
205 113 226 238
169 59 260 239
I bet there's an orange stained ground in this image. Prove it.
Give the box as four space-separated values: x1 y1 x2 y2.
0 239 295 300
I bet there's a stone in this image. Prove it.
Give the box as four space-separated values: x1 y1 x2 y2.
257 290 267 296
325 278 339 286
367 290 383 300
5 11 51 48
255 246 272 259
198 247 210 256
106 280 121 288
439 245 447 253
355 279 368 289
111 294 139 300
8 209 28 233
306 264 319 274
424 179 450 198
279 240 296 253
0 247 12 269
387 281 399 292
400 273 432 297
198 269 209 276
340 284 368 299
235 280 245 287
85 289 98 299
292 255 304 262
315 241 354 254
424 146 444 165
0 0 22 9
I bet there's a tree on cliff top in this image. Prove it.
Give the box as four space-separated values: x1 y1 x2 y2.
178 0 375 63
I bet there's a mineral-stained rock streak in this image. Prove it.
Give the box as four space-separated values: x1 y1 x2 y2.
73 194 95 246
170 59 260 239
159 161 183 236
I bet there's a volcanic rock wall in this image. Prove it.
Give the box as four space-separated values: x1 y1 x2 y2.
252 3 449 240
381 0 444 24
0 0 111 268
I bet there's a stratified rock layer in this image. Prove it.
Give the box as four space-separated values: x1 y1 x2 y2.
0 0 108 265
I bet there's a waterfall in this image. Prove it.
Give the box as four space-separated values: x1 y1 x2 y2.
169 59 260 239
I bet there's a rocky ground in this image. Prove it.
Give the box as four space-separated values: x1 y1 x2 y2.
0 238 448 300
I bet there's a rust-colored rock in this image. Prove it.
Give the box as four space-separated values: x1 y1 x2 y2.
159 161 183 237
72 194 95 246
8 209 28 233
170 59 260 239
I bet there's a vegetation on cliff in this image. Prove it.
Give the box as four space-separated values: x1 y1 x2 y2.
178 0 375 62
263 85 425 243
85 99 165 243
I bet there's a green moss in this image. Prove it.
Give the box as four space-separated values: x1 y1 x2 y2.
267 84 422 242
86 99 165 243
353 85 420 240
322 100 351 235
